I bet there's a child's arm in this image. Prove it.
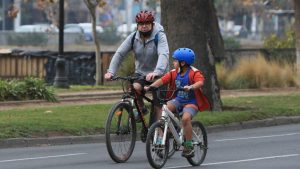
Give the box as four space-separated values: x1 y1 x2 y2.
144 79 163 91
184 81 204 91
184 71 205 92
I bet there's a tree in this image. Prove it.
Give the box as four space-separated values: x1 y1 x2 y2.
295 0 300 75
84 0 106 85
36 0 60 27
161 0 223 111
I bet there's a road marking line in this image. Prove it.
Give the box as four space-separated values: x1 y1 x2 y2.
0 153 87 163
214 132 300 142
202 154 300 166
165 154 300 168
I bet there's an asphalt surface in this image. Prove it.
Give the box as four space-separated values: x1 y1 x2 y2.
0 116 299 149
0 124 299 169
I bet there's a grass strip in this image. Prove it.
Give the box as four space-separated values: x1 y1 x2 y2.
0 94 299 139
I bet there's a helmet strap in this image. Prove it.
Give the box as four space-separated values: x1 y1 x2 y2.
179 61 189 74
179 61 184 74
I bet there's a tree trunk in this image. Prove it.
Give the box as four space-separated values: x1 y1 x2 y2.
294 0 300 75
84 0 102 85
91 15 102 85
161 0 223 111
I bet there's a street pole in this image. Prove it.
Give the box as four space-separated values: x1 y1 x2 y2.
126 0 132 36
2 0 5 30
53 0 69 88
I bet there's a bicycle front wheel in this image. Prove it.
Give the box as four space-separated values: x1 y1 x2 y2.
167 136 176 158
146 121 169 169
187 121 208 166
105 101 136 163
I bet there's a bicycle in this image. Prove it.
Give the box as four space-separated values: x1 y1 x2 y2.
105 76 176 163
145 87 208 169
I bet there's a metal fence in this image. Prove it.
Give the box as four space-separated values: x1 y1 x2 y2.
224 48 296 67
0 48 296 85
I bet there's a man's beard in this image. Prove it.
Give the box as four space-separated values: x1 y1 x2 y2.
139 30 152 37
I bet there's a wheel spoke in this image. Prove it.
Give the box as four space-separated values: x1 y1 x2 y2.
105 102 136 163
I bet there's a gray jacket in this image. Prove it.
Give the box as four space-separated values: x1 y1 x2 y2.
107 22 169 76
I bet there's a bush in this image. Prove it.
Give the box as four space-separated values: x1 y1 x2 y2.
216 55 298 89
223 37 241 49
99 26 122 45
117 52 135 76
263 30 296 64
263 30 295 49
7 33 48 46
0 77 57 102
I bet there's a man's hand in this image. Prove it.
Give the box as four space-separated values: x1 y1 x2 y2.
144 86 150 92
104 72 114 80
146 72 158 81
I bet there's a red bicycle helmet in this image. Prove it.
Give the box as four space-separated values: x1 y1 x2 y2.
135 10 155 23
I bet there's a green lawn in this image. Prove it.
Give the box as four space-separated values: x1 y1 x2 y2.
0 93 300 139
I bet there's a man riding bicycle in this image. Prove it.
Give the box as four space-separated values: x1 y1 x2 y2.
104 10 169 121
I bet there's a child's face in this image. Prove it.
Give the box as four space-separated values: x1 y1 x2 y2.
173 59 186 69
173 59 179 69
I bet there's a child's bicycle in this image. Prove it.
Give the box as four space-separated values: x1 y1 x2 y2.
105 75 175 163
146 87 208 169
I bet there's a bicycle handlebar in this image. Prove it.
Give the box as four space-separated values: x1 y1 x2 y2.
111 76 145 82
111 75 160 83
148 86 185 104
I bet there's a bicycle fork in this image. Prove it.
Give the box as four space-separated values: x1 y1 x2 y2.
154 105 184 146
154 105 203 147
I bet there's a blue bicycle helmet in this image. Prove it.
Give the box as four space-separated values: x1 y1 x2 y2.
172 48 195 65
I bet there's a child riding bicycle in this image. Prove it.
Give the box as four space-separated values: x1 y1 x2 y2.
145 48 210 158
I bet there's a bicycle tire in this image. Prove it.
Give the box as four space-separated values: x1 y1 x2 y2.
187 121 208 166
105 101 136 163
167 136 176 158
146 121 169 169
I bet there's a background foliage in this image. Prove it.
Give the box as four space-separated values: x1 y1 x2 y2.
0 77 57 102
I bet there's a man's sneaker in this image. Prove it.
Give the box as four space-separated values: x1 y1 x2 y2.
182 146 195 158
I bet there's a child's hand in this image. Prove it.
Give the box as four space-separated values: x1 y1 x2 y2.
184 85 194 92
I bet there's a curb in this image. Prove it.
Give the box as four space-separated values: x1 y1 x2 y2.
1 116 299 149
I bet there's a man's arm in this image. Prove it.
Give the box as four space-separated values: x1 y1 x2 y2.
106 33 135 77
153 32 170 76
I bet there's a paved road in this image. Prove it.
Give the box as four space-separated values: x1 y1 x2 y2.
0 124 299 169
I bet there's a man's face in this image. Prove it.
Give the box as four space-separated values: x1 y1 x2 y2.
137 22 152 32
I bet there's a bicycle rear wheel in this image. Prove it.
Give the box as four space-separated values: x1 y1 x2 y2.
105 101 136 163
146 121 169 169
187 121 208 166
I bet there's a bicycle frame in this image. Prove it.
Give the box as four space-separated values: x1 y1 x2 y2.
156 104 202 147
117 77 157 132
